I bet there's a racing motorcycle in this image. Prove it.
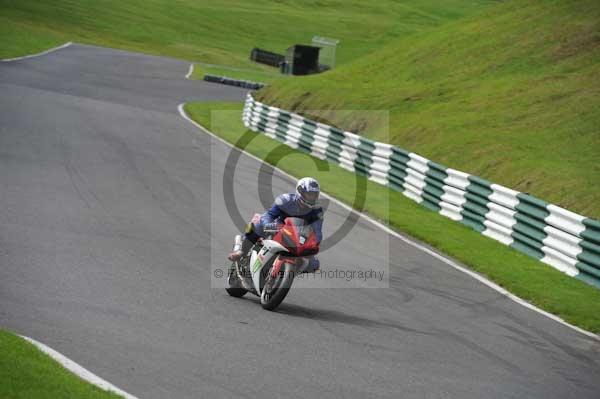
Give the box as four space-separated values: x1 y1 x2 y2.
226 214 320 310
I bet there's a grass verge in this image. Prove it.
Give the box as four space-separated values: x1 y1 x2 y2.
0 17 67 59
184 100 600 334
0 329 123 398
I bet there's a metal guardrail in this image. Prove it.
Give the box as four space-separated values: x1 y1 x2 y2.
203 74 265 90
242 94 600 288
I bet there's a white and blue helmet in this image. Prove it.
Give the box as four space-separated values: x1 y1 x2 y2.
296 177 320 208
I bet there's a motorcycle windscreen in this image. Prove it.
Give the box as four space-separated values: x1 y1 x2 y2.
274 217 319 256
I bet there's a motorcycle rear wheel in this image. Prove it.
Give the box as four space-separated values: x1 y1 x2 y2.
225 286 247 298
225 262 247 298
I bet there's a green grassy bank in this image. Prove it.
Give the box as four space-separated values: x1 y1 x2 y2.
0 0 492 69
258 0 600 219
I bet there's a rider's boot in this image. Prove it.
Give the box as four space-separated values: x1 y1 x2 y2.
227 236 253 261
228 222 261 262
227 251 242 262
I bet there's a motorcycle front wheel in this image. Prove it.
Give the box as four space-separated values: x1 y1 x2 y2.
260 261 295 311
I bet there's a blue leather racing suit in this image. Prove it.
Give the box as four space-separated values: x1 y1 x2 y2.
247 193 323 270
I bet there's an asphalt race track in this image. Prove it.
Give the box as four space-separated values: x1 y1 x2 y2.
1 44 599 399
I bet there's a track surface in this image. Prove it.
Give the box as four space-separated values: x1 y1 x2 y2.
1 44 599 399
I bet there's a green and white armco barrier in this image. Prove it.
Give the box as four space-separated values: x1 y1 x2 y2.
242 94 600 288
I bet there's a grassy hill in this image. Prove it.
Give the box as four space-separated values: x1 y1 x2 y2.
258 0 600 219
0 0 492 68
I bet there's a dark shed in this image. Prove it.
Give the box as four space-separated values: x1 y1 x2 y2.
284 45 321 75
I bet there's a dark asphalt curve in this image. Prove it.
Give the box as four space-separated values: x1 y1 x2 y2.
1 43 599 399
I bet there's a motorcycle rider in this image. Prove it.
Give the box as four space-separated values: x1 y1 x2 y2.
228 177 323 272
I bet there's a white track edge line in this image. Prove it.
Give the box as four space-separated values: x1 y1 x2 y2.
20 335 139 399
185 63 194 79
1 42 73 62
177 103 600 341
